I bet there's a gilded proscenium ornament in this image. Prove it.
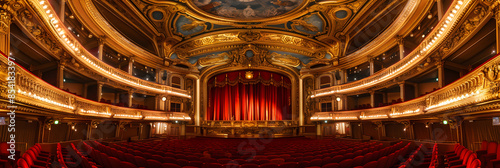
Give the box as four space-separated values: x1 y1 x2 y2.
268 52 301 67
197 52 231 67
173 30 328 59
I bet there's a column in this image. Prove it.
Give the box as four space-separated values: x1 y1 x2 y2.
341 95 348 110
57 63 65 89
299 78 304 126
128 58 134 75
195 79 201 126
97 38 104 60
114 92 119 104
495 11 500 52
59 0 66 23
436 0 443 20
414 84 419 98
180 123 186 137
138 124 143 140
399 82 405 102
155 69 160 83
0 10 11 55
370 91 375 108
341 69 347 84
128 90 133 107
317 123 322 136
398 37 405 60
97 83 103 102
154 95 160 111
369 58 375 75
83 83 88 98
437 62 444 88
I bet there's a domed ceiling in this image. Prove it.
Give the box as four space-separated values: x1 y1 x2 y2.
191 0 304 19
77 0 413 71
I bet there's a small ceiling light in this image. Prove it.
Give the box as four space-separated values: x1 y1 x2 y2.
54 120 59 125
336 97 341 101
422 34 425 38
403 128 407 131
436 78 439 82
443 120 448 125
425 125 429 128
245 71 254 79
427 14 432 19
162 97 167 101
410 33 414 37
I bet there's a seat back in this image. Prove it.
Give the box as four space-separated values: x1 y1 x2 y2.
280 162 298 168
487 142 498 154
121 161 138 168
363 161 378 168
162 163 182 168
260 163 279 168
322 163 340 168
339 159 353 168
469 159 481 168
481 141 488 150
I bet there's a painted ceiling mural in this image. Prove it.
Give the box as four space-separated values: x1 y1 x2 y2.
191 0 304 19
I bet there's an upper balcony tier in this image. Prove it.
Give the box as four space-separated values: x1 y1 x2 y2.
311 52 500 121
20 0 191 98
311 0 475 97
1 53 191 121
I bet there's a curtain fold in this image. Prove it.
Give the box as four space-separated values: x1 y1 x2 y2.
207 71 291 121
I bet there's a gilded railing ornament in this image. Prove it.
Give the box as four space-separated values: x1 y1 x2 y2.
238 31 262 42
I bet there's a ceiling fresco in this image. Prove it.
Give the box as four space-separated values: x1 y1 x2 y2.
191 0 304 19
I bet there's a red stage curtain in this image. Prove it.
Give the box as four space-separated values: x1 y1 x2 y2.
207 71 291 121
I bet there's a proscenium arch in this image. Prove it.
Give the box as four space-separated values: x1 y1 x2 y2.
200 65 300 123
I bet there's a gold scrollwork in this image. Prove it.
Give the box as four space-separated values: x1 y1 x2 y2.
197 52 231 67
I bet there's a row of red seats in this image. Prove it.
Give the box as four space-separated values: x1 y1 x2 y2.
16 144 52 168
397 144 434 168
429 144 438 168
110 138 409 168
117 138 374 160
444 144 481 168
55 143 68 168
477 141 500 168
317 142 411 168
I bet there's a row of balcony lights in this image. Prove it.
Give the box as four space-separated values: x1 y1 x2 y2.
80 109 112 117
311 1 464 98
425 90 479 110
114 114 143 119
359 114 388 119
38 0 191 99
389 109 420 117
18 89 74 109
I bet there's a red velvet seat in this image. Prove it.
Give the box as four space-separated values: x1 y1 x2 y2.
339 159 353 168
121 161 138 168
134 156 148 167
478 142 498 161
352 156 365 167
147 159 163 168
309 159 322 167
223 163 239 168
164 157 178 164
177 159 189 167
322 163 340 168
450 153 477 168
108 157 122 168
205 163 223 168
161 163 182 168
240 163 259 168
279 162 298 168
376 156 388 168
363 161 378 168
261 163 279 168
188 160 203 167
330 156 344 163
449 150 473 167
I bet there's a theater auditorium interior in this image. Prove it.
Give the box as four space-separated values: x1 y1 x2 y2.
1 0 500 167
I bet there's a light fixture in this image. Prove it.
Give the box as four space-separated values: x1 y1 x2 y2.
425 125 429 128
245 71 254 79
162 97 167 101
443 120 448 125
54 120 59 125
436 78 439 82
325 121 327 123
403 128 407 131
336 97 341 101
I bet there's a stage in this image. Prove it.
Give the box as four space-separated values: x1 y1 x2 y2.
200 120 299 137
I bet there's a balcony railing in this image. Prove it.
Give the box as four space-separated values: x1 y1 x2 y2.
311 53 500 121
1 55 190 121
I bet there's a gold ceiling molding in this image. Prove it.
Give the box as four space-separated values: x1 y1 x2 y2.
172 30 331 59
